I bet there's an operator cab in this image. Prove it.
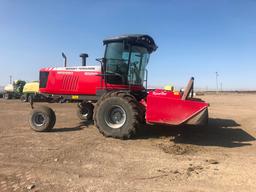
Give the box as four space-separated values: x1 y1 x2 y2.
103 34 157 86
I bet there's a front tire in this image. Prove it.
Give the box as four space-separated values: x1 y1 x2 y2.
29 106 56 132
93 92 141 139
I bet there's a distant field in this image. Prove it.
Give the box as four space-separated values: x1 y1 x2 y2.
203 91 256 94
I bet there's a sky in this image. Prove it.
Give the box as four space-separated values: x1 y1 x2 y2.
0 0 256 90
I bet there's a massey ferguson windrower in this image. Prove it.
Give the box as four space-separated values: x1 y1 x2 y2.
29 35 209 139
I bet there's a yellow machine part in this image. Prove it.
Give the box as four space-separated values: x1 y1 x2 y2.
23 82 39 93
4 84 14 92
164 84 174 91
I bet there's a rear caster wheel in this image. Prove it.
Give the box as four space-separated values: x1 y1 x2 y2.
29 106 56 132
77 102 94 121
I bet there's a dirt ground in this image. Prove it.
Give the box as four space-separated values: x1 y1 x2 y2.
0 93 256 192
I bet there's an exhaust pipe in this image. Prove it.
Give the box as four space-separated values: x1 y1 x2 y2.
80 53 88 66
62 52 67 67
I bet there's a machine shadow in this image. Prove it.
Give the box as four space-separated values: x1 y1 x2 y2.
135 118 256 148
51 120 94 132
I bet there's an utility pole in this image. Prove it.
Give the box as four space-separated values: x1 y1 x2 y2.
9 75 12 84
215 72 219 93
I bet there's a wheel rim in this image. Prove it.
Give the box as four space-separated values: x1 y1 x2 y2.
104 105 126 129
32 112 46 127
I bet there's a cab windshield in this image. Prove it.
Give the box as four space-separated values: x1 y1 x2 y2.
105 42 150 86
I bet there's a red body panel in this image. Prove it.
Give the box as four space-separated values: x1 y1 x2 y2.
39 67 144 95
146 89 208 125
40 68 102 95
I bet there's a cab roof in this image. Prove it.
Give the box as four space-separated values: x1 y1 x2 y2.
103 34 158 53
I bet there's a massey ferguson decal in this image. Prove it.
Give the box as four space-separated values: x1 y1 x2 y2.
84 72 99 76
57 71 74 75
152 91 167 96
